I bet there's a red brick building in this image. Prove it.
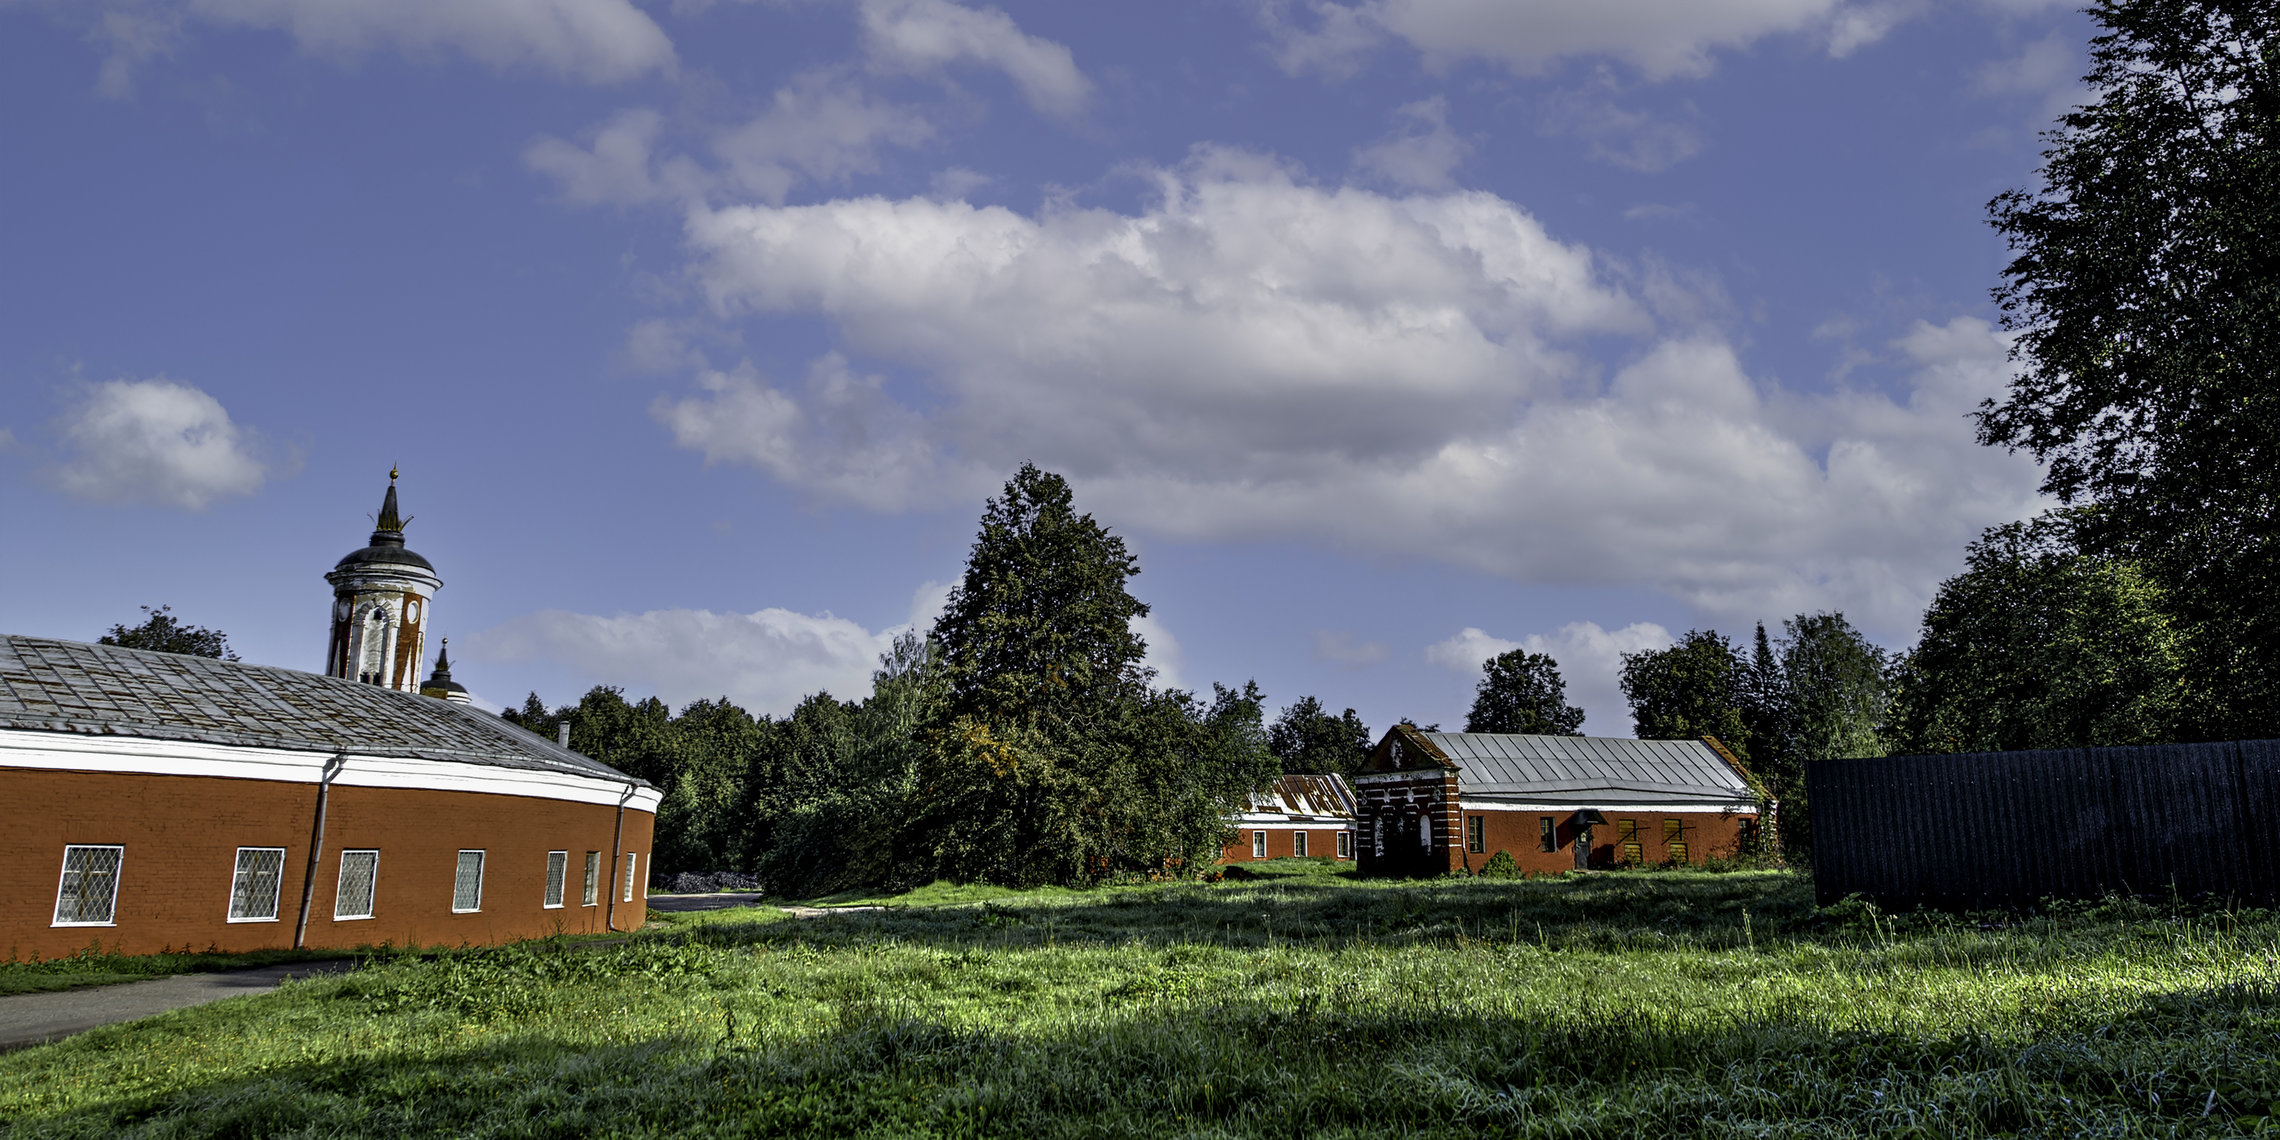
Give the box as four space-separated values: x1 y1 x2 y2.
0 475 659 959
1222 774 1357 862
1354 725 1762 877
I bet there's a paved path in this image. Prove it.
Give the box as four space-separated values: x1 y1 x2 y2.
645 893 886 920
0 960 354 1053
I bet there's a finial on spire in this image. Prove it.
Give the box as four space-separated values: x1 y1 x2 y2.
372 470 405 540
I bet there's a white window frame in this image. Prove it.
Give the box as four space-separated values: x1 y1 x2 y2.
227 846 288 922
1336 831 1353 859
453 849 486 913
1252 830 1267 859
1294 831 1309 858
621 852 638 903
334 849 379 921
582 851 600 907
544 850 568 909
52 845 124 927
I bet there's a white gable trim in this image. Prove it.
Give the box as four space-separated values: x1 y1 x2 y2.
0 729 662 812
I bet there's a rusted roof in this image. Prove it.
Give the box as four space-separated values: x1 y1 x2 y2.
0 635 643 787
1239 773 1357 820
1371 729 1754 806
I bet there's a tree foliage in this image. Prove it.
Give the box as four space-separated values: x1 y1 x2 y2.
1464 650 1585 736
1983 0 2280 735
1617 632 1746 751
1268 696 1372 775
1887 519 2189 754
100 605 237 660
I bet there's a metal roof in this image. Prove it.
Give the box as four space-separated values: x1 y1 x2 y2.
1239 774 1357 820
0 635 643 787
1419 732 1751 804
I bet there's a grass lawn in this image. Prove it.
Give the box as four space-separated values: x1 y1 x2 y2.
4 865 2279 1137
0 947 358 998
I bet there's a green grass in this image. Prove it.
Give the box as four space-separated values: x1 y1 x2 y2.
5 870 2280 1137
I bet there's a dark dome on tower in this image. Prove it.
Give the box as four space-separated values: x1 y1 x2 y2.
333 469 436 573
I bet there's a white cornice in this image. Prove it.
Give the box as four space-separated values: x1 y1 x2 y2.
0 729 662 812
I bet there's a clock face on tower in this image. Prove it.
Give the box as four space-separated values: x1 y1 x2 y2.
407 601 421 623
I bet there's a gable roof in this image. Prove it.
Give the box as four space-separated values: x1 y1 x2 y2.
1237 774 1356 821
1367 725 1755 807
0 635 643 787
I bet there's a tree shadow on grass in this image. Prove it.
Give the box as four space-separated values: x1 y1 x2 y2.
9 969 2279 1139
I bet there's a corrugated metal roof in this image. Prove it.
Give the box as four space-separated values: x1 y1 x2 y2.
1240 773 1356 819
1421 732 1750 803
0 635 644 786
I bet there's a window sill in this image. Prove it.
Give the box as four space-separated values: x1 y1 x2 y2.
451 907 482 915
333 914 374 922
542 903 564 910
226 916 280 924
50 921 116 928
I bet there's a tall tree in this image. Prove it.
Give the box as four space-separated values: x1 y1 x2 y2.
1465 649 1586 735
1268 696 1373 775
1981 0 2280 735
1618 631 1746 750
932 463 1150 729
910 464 1244 886
100 605 237 660
1887 519 2188 754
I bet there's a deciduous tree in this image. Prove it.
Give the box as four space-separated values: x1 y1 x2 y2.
1464 649 1584 736
1267 696 1372 775
100 605 236 660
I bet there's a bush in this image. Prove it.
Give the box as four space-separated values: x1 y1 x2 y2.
1477 850 1519 879
658 870 763 895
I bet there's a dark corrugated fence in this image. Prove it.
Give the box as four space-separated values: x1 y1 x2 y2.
1808 740 2280 909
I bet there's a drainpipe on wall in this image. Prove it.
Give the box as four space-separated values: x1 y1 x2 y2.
294 752 348 949
605 780 635 932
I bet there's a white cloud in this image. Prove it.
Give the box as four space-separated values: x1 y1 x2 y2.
526 76 933 207
185 0 673 83
1265 0 1886 82
1352 96 1470 190
1312 629 1390 666
668 156 2043 630
1131 612 1184 690
1426 620 1671 736
465 582 948 715
88 10 182 99
1539 91 1704 173
858 0 1091 117
50 378 267 510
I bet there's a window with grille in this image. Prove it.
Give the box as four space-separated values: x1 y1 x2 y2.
1663 819 1683 842
1618 819 1641 864
228 847 287 922
1667 841 1690 864
544 851 568 908
453 850 486 913
582 851 600 906
53 845 123 926
335 850 378 920
1539 817 1556 852
1337 831 1353 859
1465 816 1485 854
1294 831 1309 857
622 852 637 902
1252 830 1267 858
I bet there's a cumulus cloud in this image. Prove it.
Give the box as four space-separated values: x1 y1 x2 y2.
526 76 933 207
185 0 672 83
1426 620 1671 735
1539 91 1704 173
1264 0 1882 81
1131 612 1185 690
465 582 950 715
87 9 182 99
1352 96 1470 189
49 378 267 510
1313 630 1390 666
665 155 2043 629
858 0 1091 118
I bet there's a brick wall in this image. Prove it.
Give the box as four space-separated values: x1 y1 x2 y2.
1 768 654 959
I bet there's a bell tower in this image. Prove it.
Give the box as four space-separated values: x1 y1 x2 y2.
325 469 443 691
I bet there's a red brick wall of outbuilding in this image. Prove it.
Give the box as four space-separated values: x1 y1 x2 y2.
0 768 654 959
1451 807 1756 876
1219 827 1354 862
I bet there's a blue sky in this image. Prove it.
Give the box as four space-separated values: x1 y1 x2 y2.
0 0 2081 735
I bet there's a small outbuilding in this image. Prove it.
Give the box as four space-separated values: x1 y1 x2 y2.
1354 724 1762 877
1222 774 1357 862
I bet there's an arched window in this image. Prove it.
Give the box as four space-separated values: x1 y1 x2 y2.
358 608 388 684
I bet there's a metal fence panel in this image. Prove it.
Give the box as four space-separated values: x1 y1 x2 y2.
1809 740 2280 909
